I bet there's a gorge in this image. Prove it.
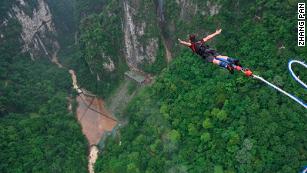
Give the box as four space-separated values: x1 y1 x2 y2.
0 0 306 173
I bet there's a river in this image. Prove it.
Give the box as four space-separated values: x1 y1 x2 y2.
69 70 117 173
52 45 117 173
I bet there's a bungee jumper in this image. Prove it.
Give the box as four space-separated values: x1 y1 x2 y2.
179 29 306 109
178 29 252 76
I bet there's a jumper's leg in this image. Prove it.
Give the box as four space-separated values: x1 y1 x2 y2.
216 55 241 66
213 58 234 74
215 55 229 61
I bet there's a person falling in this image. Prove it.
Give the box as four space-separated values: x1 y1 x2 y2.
178 29 242 74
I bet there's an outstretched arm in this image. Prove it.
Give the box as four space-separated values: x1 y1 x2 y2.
202 29 222 42
178 38 191 47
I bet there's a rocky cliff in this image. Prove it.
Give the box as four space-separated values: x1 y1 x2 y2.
122 0 160 69
1 0 222 71
74 0 224 98
121 0 221 70
14 0 57 59
0 0 224 98
0 0 58 60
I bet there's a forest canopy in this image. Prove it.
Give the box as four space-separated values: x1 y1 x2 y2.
94 0 307 172
0 1 88 172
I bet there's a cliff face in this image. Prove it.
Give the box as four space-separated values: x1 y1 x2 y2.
1 0 222 69
123 0 159 70
117 0 222 71
0 0 58 60
13 0 56 59
74 0 224 97
87 0 221 69
0 0 223 96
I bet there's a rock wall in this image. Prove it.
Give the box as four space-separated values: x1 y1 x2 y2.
7 0 57 59
122 0 221 71
123 0 159 70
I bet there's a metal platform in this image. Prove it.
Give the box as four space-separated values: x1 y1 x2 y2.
124 71 146 84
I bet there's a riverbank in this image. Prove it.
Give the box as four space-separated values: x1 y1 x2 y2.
69 70 117 172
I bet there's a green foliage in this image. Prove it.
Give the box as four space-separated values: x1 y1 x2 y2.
75 0 127 98
0 54 88 172
46 0 77 46
95 1 307 172
0 111 87 173
75 0 104 19
1 0 306 172
214 165 224 173
142 39 167 74
167 129 181 142
0 8 87 172
73 0 168 97
202 118 213 129
127 81 138 95
0 1 12 20
200 132 211 142
96 52 306 172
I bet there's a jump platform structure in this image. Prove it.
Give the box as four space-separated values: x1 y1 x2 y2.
124 70 147 85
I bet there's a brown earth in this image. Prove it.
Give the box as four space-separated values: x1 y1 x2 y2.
76 94 117 146
69 69 117 146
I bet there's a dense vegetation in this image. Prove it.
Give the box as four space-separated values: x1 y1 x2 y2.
68 0 168 98
0 2 87 173
1 0 306 172
46 0 77 46
96 53 306 173
0 58 88 172
55 0 129 98
77 0 126 98
95 0 306 172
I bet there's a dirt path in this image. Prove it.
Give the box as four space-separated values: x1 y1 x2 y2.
51 41 63 68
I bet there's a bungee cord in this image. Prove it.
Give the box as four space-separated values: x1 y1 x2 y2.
244 60 307 109
288 60 307 89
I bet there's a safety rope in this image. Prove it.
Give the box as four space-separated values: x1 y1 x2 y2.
69 70 118 122
288 60 307 89
78 94 117 122
251 60 306 109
